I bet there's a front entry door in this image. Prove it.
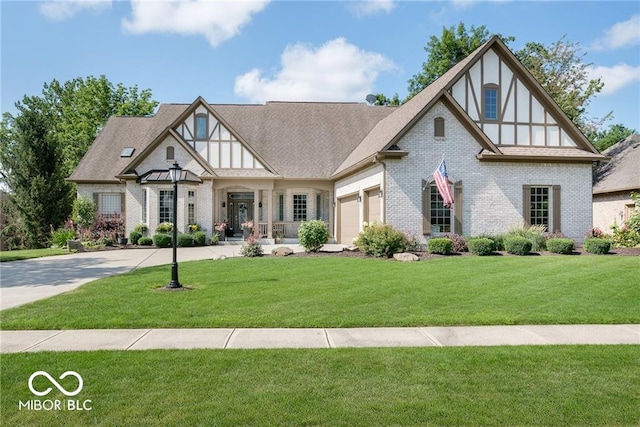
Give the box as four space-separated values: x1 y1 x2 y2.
227 193 254 236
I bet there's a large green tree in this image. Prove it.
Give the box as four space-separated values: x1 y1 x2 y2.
587 123 635 153
0 97 73 248
0 76 157 247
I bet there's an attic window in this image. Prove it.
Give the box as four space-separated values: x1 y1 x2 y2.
120 147 135 158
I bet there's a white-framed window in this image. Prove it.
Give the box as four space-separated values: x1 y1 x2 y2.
293 194 307 222
529 186 549 230
187 190 196 225
98 193 122 216
430 185 451 233
523 185 561 233
159 190 174 224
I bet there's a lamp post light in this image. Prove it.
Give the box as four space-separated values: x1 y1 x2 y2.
167 162 182 289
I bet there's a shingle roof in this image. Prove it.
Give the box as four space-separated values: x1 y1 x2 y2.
593 134 640 194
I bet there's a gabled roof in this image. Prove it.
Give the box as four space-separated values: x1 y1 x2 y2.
593 134 640 194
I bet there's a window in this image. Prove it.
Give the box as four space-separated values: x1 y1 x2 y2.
523 185 561 232
195 114 208 140
166 146 174 160
293 194 307 222
120 147 135 158
187 190 196 225
278 194 284 221
142 189 148 224
430 186 451 233
434 117 445 138
483 85 499 120
159 190 174 224
99 193 122 216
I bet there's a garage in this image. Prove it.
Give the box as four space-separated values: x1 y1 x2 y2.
338 193 359 244
365 187 381 223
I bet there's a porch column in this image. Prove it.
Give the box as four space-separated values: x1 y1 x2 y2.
266 189 273 239
329 190 335 239
253 189 260 234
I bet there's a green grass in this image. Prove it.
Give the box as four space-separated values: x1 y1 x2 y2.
1 346 638 426
0 248 69 262
2 256 638 329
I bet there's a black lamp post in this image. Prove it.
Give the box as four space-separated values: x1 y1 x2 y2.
167 162 182 289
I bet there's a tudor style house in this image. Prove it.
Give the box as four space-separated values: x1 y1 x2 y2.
69 36 605 244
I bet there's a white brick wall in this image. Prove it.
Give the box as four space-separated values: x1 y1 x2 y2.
384 101 593 242
593 191 634 232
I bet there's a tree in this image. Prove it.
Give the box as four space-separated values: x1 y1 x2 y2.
585 123 635 153
372 93 400 106
0 97 73 248
42 75 158 175
515 36 604 131
406 23 514 101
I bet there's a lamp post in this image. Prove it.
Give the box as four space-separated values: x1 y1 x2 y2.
167 162 182 289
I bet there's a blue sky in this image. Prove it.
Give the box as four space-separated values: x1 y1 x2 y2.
2 1 639 131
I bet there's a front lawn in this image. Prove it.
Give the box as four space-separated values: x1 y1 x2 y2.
1 256 638 329
0 248 69 262
2 346 637 426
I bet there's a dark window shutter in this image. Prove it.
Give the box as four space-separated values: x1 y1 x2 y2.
522 185 531 226
552 185 561 232
454 181 462 234
93 193 100 214
422 179 430 235
120 193 126 215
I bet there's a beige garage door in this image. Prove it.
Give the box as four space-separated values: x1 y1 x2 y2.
365 187 381 223
338 194 359 244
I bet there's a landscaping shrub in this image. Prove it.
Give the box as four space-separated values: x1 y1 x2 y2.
193 231 207 246
187 223 202 233
427 238 453 255
443 233 467 252
210 233 220 245
138 237 153 246
51 227 76 248
72 197 97 229
505 224 547 251
546 238 574 255
353 222 406 258
155 222 173 233
584 237 611 255
504 236 532 255
129 230 143 245
468 237 495 256
240 235 263 257
100 237 115 247
177 233 195 247
134 224 149 236
153 233 172 248
298 220 329 252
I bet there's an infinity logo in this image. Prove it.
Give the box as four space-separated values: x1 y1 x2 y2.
28 371 83 397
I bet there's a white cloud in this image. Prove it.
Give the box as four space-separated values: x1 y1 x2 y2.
39 0 112 21
587 63 640 95
592 14 640 50
121 0 270 48
234 38 397 103
351 0 396 17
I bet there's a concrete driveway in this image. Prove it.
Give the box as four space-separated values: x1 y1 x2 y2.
0 244 320 310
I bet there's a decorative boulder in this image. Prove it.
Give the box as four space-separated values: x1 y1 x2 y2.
67 239 84 252
271 246 294 257
393 252 419 262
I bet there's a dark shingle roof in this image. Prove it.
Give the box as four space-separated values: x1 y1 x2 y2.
593 134 640 194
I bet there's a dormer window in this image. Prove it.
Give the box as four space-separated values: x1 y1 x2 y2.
194 114 208 140
434 117 445 138
483 84 499 120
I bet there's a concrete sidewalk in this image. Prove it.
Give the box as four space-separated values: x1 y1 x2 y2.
2 325 638 353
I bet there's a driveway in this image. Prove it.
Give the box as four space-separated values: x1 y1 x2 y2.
0 244 322 310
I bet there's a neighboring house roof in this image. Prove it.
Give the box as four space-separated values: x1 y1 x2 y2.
593 134 640 194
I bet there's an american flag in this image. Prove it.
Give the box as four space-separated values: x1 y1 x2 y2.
433 159 454 208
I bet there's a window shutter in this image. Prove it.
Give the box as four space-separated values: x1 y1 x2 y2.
522 185 531 226
422 179 430 235
120 193 126 215
552 185 561 233
93 193 100 214
454 181 462 234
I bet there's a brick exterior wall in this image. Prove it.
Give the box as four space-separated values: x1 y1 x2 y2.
592 191 635 232
384 101 593 243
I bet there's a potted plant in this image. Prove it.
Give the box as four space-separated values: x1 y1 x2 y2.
214 222 227 242
274 231 285 244
241 220 254 239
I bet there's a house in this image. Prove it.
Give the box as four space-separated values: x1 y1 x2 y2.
69 36 605 244
592 134 640 231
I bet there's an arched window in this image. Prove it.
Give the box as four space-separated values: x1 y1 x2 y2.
166 146 175 160
434 117 445 138
483 84 499 120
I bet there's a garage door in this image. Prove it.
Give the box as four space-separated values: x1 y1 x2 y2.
365 187 381 223
338 194 359 244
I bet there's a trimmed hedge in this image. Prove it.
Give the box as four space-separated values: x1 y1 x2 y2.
546 238 574 255
504 236 532 255
298 220 329 252
129 230 143 245
152 233 172 248
177 233 195 247
138 237 153 246
193 231 207 246
427 238 453 255
584 237 611 255
468 237 495 256
353 222 407 258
